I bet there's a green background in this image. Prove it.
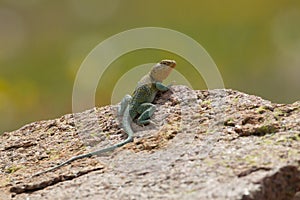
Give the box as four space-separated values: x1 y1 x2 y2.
0 0 300 133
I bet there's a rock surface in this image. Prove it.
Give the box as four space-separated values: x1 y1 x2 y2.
0 85 299 200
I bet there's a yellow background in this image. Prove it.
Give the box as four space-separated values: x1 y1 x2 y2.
0 0 300 133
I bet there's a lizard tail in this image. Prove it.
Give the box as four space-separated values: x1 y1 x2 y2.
32 106 133 177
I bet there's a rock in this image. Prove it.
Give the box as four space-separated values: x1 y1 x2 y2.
0 86 299 200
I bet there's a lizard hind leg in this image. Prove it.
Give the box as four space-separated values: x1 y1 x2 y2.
118 94 132 116
136 103 156 125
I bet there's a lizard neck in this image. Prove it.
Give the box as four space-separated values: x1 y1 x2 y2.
149 72 158 82
149 64 173 82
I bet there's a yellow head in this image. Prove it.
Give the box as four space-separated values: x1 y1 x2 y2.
150 59 176 82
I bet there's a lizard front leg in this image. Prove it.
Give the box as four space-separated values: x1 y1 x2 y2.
155 82 170 92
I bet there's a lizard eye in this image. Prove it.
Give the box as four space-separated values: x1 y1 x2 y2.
159 60 176 68
160 61 168 65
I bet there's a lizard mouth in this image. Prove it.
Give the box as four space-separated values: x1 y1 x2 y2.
166 60 176 68
170 61 176 68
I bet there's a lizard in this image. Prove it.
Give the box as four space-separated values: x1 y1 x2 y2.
33 59 176 177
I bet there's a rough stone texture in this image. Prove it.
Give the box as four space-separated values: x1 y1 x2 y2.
0 85 299 200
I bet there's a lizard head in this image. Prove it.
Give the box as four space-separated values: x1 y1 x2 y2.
150 59 176 82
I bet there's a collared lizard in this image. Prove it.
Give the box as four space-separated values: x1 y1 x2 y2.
33 59 176 176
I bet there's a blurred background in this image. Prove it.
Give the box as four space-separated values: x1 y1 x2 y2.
0 0 300 134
